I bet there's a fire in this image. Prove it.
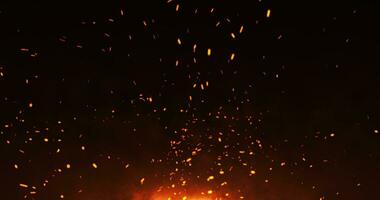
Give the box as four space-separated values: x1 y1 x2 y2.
148 191 227 200
151 195 220 200
131 180 233 200
132 189 226 200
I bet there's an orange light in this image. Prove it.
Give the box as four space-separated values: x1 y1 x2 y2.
149 193 221 200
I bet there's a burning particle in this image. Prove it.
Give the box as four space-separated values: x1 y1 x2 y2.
374 129 379 134
60 194 64 199
207 48 212 56
266 9 271 18
19 183 28 188
193 44 197 53
250 170 256 175
207 190 213 194
92 163 98 169
177 38 182 45
207 175 215 181
20 48 30 52
231 33 236 39
176 4 180 12
14 164 19 169
140 178 145 185
230 53 235 61
239 25 244 33
66 164 71 169
28 102 33 108
43 138 49 142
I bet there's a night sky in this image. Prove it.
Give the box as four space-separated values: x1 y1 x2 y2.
1 1 380 199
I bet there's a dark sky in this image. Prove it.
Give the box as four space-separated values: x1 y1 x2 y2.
0 1 380 199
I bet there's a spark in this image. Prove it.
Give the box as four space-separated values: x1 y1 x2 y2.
207 48 212 56
92 163 98 169
239 25 244 33
266 9 271 18
19 184 28 188
230 53 235 61
140 178 145 185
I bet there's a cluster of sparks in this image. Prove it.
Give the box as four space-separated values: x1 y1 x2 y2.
0 0 376 200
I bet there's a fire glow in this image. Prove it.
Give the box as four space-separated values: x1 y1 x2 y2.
149 194 224 200
132 188 228 200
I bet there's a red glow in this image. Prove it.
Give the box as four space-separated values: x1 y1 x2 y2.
132 188 228 200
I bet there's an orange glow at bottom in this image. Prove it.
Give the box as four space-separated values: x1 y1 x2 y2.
132 190 226 200
131 184 233 200
151 195 221 200
147 189 228 200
